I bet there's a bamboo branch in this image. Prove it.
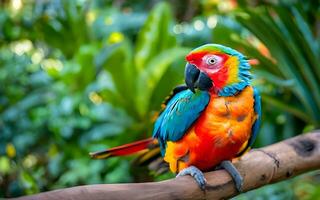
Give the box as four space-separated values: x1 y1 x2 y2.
12 131 320 200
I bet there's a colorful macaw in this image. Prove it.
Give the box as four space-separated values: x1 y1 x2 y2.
90 44 261 191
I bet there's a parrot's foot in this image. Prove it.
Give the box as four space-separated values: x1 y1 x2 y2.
220 160 243 192
176 166 207 190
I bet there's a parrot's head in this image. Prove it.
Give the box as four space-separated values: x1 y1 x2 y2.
185 44 252 96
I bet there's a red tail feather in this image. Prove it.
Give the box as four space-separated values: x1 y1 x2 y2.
90 138 155 159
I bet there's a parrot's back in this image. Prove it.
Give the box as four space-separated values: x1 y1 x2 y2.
164 86 256 173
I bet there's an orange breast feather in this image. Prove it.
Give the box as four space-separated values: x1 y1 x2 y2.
164 86 256 173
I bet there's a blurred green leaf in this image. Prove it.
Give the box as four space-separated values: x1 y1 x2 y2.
20 171 39 194
33 0 90 58
73 44 99 89
233 2 320 126
0 157 11 175
96 40 135 111
135 47 189 117
262 95 310 123
134 2 177 72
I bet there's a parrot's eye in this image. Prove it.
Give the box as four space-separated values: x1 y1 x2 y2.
206 56 217 65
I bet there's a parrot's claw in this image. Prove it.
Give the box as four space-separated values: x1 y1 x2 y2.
220 160 243 192
176 166 207 190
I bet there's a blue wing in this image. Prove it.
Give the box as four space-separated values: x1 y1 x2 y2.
152 88 210 155
248 87 261 147
237 87 261 156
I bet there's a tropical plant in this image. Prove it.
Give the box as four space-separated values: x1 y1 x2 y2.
0 1 190 197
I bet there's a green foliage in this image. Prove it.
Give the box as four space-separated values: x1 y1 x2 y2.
237 3 320 125
33 1 90 58
0 1 187 197
96 2 190 123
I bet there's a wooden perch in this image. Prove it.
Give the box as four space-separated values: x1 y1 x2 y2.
12 130 320 200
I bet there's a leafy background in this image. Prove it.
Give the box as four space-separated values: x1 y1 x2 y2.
0 0 319 199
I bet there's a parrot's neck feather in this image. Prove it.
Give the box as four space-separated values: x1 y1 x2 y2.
218 82 249 96
218 54 252 97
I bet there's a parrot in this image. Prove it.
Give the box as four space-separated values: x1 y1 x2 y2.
90 44 261 191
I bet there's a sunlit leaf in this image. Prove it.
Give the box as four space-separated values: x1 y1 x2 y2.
135 47 189 117
134 2 176 72
96 40 136 113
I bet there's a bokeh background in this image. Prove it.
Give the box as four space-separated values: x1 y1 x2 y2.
0 0 319 199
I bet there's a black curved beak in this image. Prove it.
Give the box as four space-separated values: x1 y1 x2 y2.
184 63 213 93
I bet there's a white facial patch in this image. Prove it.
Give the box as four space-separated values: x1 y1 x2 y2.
202 55 223 73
